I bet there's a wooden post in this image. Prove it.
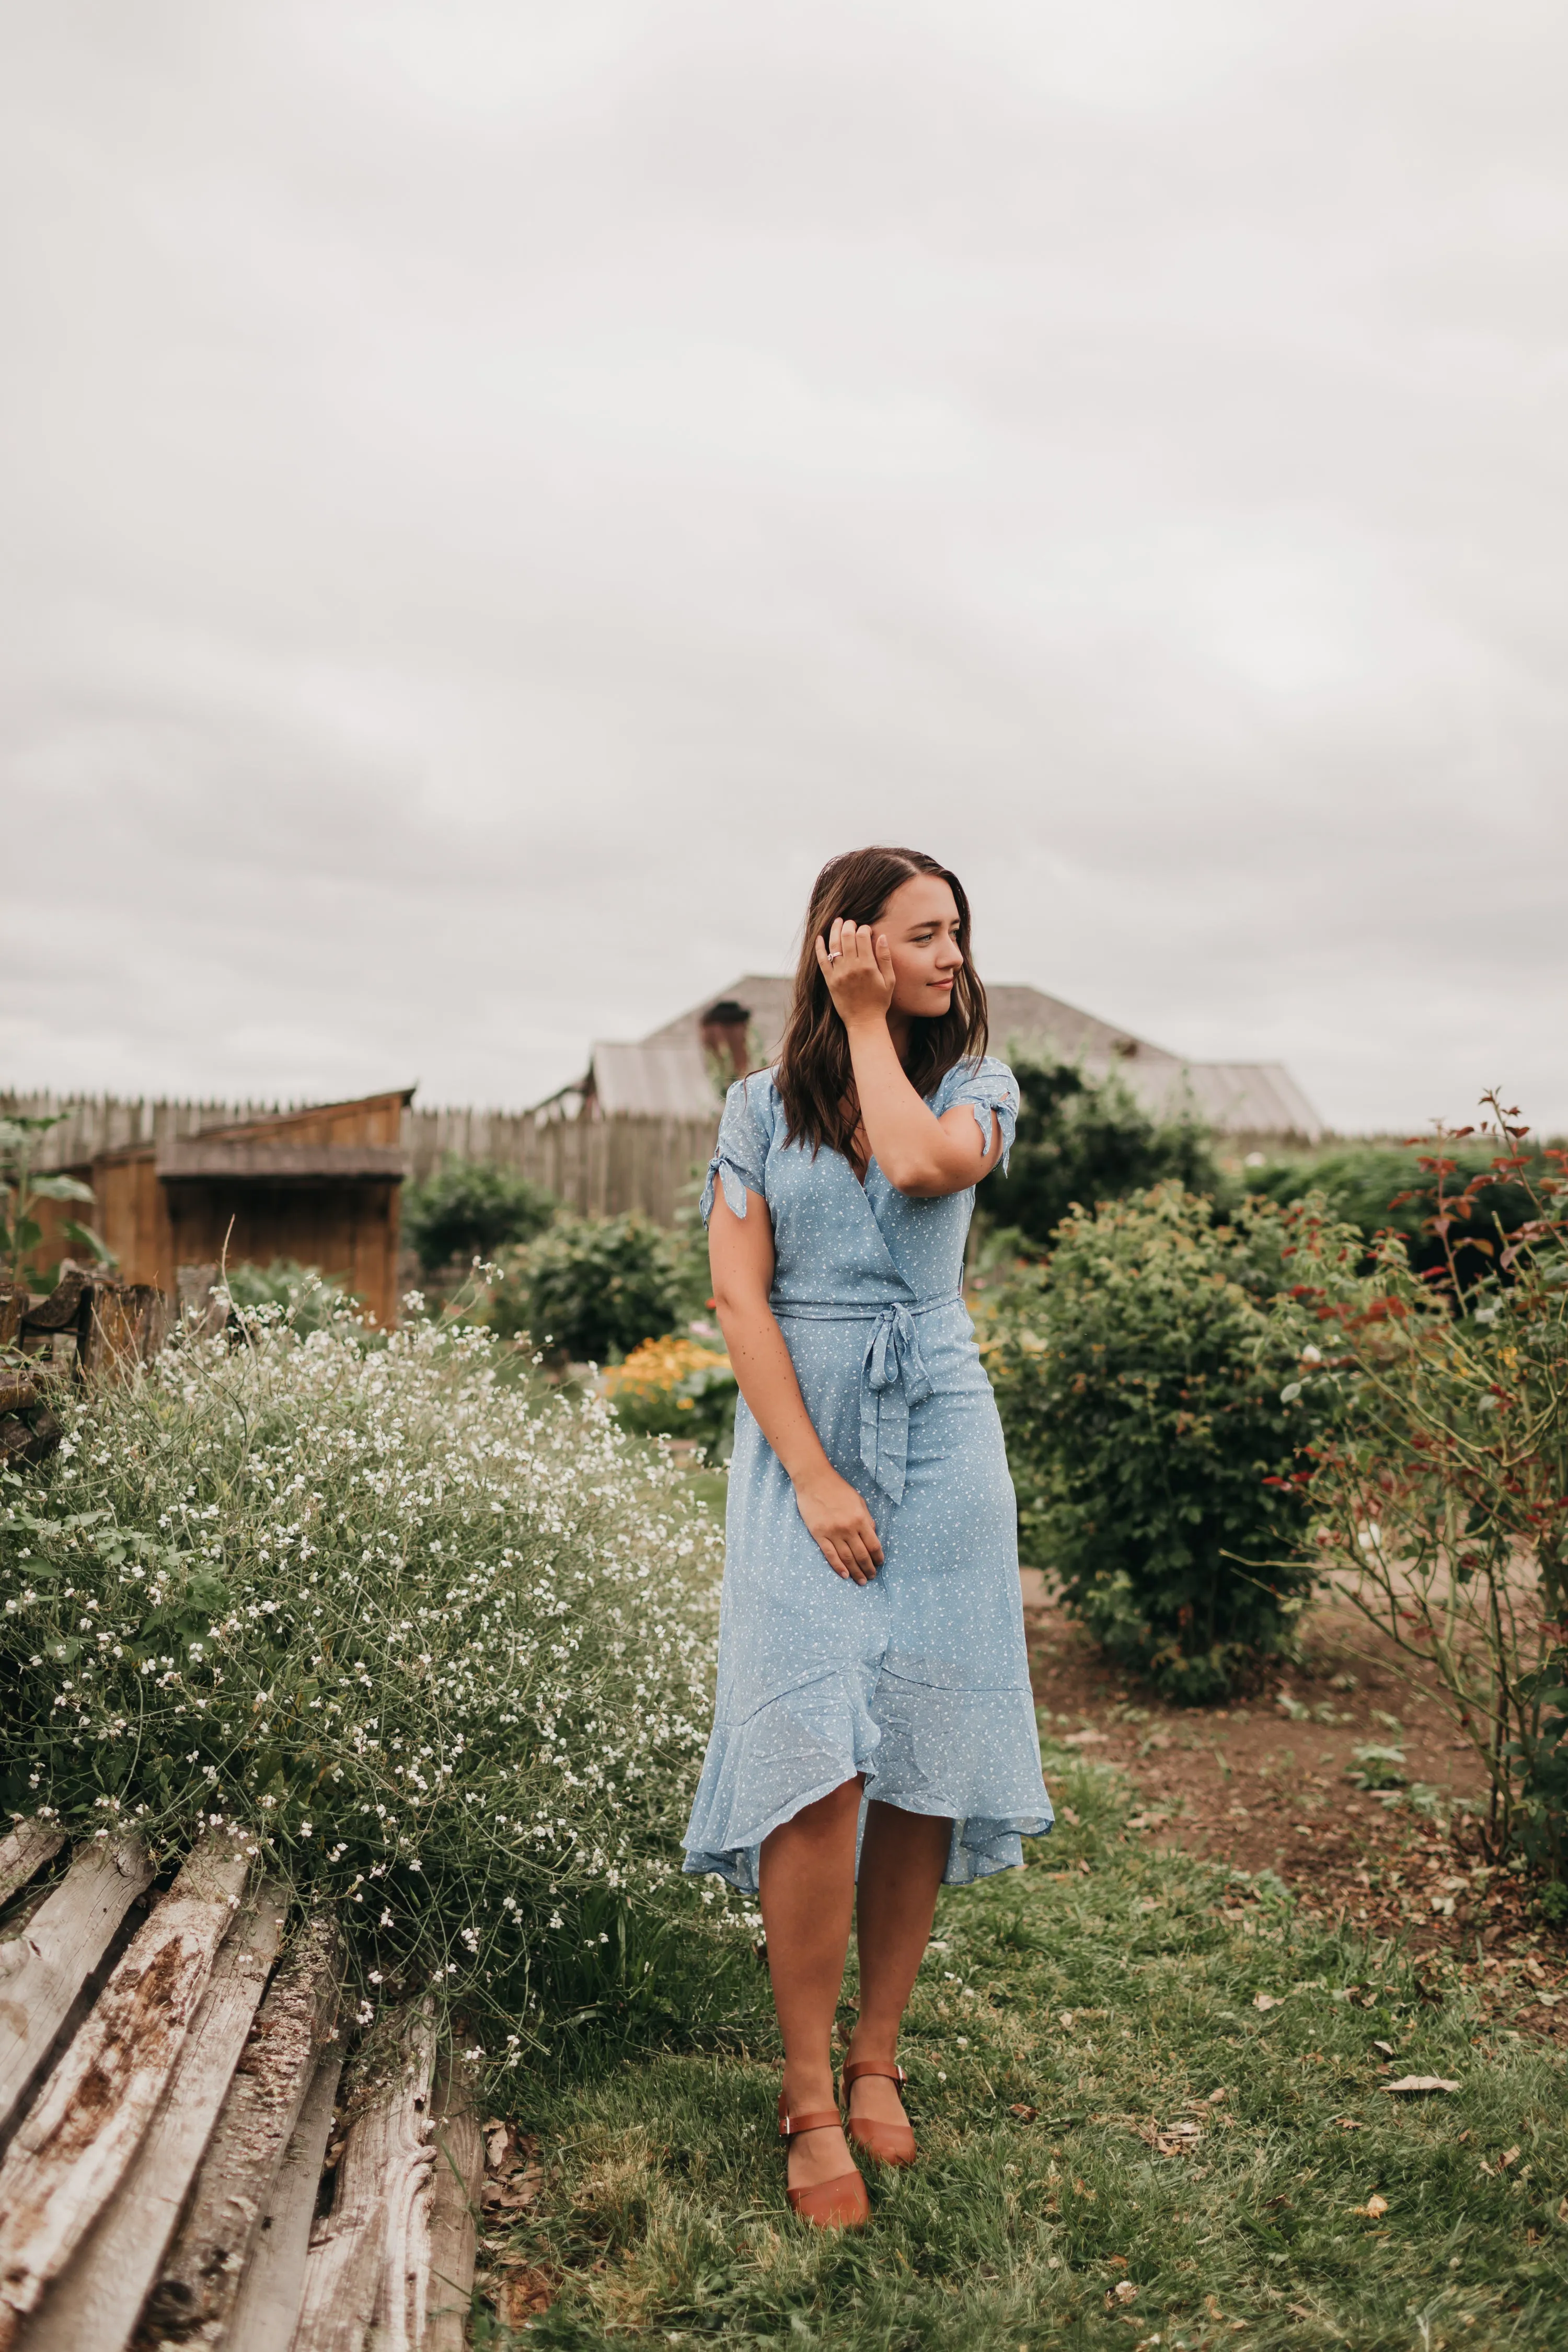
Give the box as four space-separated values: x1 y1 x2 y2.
221 2050 343 2352
17 1883 286 2352
0 1836 154 2142
144 1908 342 2342
0 1821 64 1911
423 2054 483 2352
289 2001 437 2352
77 1281 168 1379
0 1833 251 2349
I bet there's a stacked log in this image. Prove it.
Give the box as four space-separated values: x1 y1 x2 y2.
0 1827 485 2350
0 1269 169 1467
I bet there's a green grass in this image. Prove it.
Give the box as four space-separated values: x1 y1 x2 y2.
481 1751 1568 2350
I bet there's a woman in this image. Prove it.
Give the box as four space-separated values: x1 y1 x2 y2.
684 845 1053 2229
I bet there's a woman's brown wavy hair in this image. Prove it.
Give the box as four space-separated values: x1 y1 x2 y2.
776 846 989 1159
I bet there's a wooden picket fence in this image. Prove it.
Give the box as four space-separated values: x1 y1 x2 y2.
6 1093 721 1229
0 1827 483 2351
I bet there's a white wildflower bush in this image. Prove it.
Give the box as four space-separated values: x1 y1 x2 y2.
0 1301 731 2050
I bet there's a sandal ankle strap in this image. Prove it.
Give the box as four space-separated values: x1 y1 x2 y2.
777 2094 843 2139
841 2059 907 2088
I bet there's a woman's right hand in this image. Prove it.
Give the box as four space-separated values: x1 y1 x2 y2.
792 1467 884 1584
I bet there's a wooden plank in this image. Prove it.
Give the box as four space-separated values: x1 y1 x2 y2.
0 1822 63 1911
423 2055 482 2352
0 1836 153 2140
220 2049 343 2352
290 2002 437 2352
18 1883 287 2352
0 1834 251 2350
143 1908 342 2343
157 1143 404 1182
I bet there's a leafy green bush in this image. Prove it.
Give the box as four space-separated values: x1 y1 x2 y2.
488 1215 693 1363
986 1059 1220 1254
984 1184 1366 1700
1287 1103 1568 1875
1248 1138 1555 1293
402 1157 557 1272
0 1303 728 2058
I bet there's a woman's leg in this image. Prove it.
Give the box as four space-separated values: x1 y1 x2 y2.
845 1800 952 2129
757 1777 863 2189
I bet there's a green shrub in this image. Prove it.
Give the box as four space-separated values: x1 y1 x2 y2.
488 1214 693 1364
986 1059 1220 1254
0 1302 728 2058
984 1184 1367 1700
402 1157 556 1272
1248 1138 1555 1293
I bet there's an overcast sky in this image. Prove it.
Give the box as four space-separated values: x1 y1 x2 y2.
4 1 1565 1134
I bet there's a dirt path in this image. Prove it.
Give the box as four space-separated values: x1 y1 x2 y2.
1020 1573 1567 2037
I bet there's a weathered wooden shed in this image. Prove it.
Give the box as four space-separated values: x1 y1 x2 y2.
37 1089 412 1329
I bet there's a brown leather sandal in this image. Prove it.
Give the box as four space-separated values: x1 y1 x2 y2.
777 2093 871 2228
841 2059 917 2167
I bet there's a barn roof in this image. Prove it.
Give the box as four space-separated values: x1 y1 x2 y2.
624 975 1325 1142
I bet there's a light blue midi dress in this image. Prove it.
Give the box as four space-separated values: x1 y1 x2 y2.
682 1055 1053 1895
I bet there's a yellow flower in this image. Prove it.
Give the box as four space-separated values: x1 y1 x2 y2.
600 1334 731 1402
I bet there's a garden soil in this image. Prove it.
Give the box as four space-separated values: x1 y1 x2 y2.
1020 1572 1567 2041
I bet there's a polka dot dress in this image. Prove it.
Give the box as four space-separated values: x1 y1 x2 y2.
682 1057 1054 1895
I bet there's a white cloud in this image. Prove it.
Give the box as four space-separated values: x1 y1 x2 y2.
2 0 1564 1129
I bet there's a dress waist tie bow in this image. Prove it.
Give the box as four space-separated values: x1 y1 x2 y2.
859 1304 935 1506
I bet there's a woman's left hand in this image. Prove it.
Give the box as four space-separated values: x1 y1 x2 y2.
815 917 895 1029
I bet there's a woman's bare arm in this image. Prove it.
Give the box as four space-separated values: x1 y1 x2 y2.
708 1184 884 1584
815 925 1007 1197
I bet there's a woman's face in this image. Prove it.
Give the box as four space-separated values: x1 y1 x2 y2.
873 874 964 1019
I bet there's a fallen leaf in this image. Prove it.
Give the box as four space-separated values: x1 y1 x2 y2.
1358 2194 1389 2219
1113 2281 1138 2303
1558 2194 1568 2223
482 2163 544 2212
1009 2103 1039 2121
498 2266 556 2324
1058 1804 1081 1826
1063 1728 1108 1746
1207 2086 1229 2104
1331 2117 1362 2131
1205 2296 1226 2321
1372 2039 1396 2057
1381 2077 1460 2096
1287 2308 1316 2323
483 2120 510 2171
1501 2145 1520 2169
1253 1993 1279 2012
